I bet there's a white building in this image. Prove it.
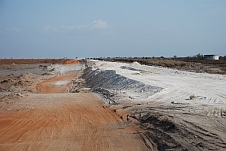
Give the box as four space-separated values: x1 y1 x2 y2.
204 54 219 60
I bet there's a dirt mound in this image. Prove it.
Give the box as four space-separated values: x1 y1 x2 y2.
131 61 141 66
14 80 33 87
0 67 52 104
18 73 32 78
100 63 113 67
68 78 86 93
0 79 15 84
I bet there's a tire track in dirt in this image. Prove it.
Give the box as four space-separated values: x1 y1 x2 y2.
36 72 79 93
131 102 226 150
0 72 151 151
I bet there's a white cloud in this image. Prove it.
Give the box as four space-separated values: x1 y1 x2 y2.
42 21 109 32
92 20 108 29
6 28 22 32
76 24 89 29
77 20 110 29
43 26 75 32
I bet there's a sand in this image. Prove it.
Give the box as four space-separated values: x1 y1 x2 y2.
0 62 151 151
1 60 226 150
82 60 226 150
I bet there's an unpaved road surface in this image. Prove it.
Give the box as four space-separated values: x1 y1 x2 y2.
3 60 226 150
82 60 226 150
0 70 151 151
36 72 78 93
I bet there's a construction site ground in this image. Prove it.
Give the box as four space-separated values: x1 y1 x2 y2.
0 62 150 151
1 59 226 151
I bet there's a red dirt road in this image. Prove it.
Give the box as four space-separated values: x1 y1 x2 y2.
36 72 78 93
0 73 151 151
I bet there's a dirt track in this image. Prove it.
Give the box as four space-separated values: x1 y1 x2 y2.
0 72 151 151
36 72 78 93
1 60 226 150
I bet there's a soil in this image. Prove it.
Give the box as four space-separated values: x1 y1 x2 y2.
80 60 226 151
0 61 151 151
1 59 226 151
122 102 226 151
36 72 79 93
0 59 81 65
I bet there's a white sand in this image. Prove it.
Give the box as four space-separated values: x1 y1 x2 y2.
89 60 226 107
53 80 70 85
49 64 84 75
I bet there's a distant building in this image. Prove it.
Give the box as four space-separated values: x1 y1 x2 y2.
204 54 219 60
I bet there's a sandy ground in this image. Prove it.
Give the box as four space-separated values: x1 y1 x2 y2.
83 60 226 150
36 72 78 93
1 60 226 150
0 63 151 151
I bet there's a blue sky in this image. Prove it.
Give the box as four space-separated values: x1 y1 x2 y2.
0 0 225 58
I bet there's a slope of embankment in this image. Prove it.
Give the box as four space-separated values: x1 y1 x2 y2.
82 67 162 102
81 60 226 151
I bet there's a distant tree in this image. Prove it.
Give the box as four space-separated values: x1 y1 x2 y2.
195 53 203 58
195 53 204 60
174 55 177 58
221 55 226 60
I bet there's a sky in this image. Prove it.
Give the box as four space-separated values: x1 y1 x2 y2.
0 0 226 58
